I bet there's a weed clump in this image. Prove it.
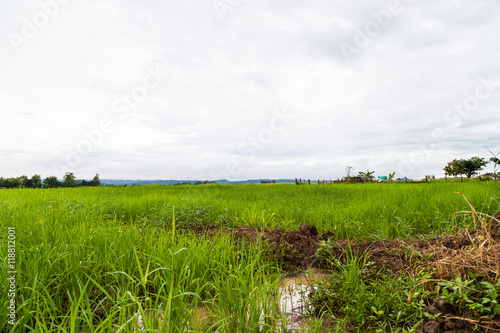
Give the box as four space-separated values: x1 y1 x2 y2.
309 196 500 332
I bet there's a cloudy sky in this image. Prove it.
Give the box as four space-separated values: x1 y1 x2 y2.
1 0 499 180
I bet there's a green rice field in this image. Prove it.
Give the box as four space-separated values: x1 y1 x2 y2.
1 182 499 332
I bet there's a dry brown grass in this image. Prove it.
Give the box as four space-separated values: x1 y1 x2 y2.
418 193 500 281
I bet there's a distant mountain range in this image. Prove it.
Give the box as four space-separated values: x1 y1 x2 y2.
100 179 295 186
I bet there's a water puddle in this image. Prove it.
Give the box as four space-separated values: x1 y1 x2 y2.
280 268 325 331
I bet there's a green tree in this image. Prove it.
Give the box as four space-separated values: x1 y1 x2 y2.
31 174 42 188
0 177 21 188
461 157 488 178
18 175 30 188
389 172 396 182
358 170 375 182
62 172 77 187
43 176 61 188
444 157 488 179
89 174 101 187
444 159 466 178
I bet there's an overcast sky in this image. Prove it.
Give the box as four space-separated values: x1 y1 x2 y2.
1 0 499 180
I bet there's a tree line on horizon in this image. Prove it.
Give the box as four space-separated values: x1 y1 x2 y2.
0 173 101 189
1 155 498 189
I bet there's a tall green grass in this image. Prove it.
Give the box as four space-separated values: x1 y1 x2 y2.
0 195 282 332
4 182 498 238
0 182 499 331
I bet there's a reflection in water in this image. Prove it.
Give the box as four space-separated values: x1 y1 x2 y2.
280 269 325 331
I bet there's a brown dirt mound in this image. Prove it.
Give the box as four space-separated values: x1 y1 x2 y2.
186 212 500 278
187 212 500 277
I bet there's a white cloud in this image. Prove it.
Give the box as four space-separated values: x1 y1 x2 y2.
0 0 499 180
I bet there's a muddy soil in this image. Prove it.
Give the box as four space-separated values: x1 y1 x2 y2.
186 211 500 332
189 212 500 274
190 223 322 270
